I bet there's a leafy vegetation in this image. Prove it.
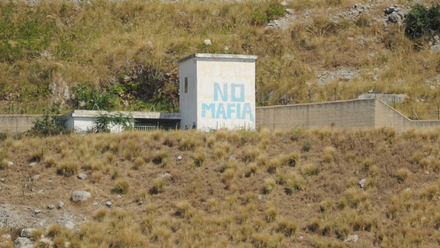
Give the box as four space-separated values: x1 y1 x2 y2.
404 4 440 40
92 112 135 133
30 106 69 136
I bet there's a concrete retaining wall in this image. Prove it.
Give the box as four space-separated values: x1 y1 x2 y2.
0 115 42 133
256 99 440 131
256 99 376 129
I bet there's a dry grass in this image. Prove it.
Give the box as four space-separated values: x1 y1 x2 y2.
2 128 440 247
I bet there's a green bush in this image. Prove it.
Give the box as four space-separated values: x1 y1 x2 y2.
405 4 440 40
30 106 69 136
252 4 285 25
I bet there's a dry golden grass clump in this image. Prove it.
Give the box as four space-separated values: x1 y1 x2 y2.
4 128 440 247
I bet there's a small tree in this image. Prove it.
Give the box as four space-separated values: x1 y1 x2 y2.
30 106 69 136
93 112 135 133
405 4 440 40
71 82 120 110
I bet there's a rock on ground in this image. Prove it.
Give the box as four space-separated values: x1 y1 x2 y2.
15 237 33 248
71 191 91 201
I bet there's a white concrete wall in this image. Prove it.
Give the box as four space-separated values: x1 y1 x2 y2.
179 58 198 129
196 58 256 131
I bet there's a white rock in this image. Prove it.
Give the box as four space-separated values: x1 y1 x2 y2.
203 39 212 46
258 195 262 200
280 0 287 6
63 221 75 230
58 202 64 209
32 175 40 180
228 154 238 161
38 190 43 194
431 45 440 54
20 228 36 238
77 173 87 180
7 161 13 167
65 241 71 247
158 173 170 178
344 234 359 243
176 156 182 161
106 201 112 207
117 195 122 199
71 191 91 201
47 205 55 210
29 162 37 167
359 179 367 188
33 210 41 215
14 237 33 248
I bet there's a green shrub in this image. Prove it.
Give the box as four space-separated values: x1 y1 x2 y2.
405 4 440 40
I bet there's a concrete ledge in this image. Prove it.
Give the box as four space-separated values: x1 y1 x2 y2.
62 110 181 120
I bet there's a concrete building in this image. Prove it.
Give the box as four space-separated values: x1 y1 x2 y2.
177 53 258 131
62 110 180 133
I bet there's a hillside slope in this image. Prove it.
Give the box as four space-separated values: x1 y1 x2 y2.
1 128 440 247
1 0 440 119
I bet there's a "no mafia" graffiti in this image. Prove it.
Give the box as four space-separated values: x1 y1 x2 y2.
201 83 254 121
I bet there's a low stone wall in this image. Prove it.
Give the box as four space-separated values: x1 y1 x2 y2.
0 115 42 133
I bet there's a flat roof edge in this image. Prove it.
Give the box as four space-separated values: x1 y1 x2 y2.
177 53 258 64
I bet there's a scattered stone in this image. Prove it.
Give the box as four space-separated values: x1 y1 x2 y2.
224 47 229 52
38 190 43 194
258 195 262 200
7 161 13 167
265 9 296 30
431 45 440 54
434 35 440 45
384 5 408 24
1 234 11 240
33 210 41 215
138 201 143 205
0 178 4 182
176 156 182 161
425 171 430 175
203 39 212 46
317 68 359 85
344 234 359 243
29 162 37 168
71 191 91 201
146 41 153 49
357 37 365 46
32 175 40 181
63 221 75 230
77 173 87 180
359 179 367 188
106 201 112 207
280 0 287 6
65 241 71 247
117 195 122 199
14 237 33 248
58 202 65 209
158 173 170 178
20 228 36 238
331 4 373 21
47 205 55 210
359 93 408 104
431 86 436 90
228 154 238 162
